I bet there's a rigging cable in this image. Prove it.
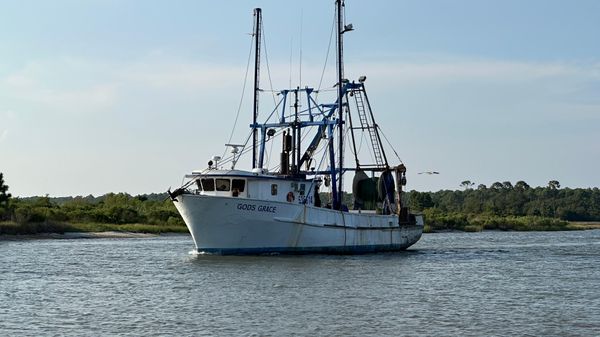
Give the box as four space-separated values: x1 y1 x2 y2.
266 131 275 167
261 19 278 106
219 130 253 168
222 33 255 159
302 123 338 204
379 127 404 164
288 37 293 90
317 11 336 93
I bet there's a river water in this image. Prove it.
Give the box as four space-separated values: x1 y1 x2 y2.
1 230 599 336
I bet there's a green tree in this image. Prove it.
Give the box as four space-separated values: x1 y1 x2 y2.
515 180 530 190
408 191 434 211
0 173 11 218
491 182 504 190
460 180 475 190
548 180 560 190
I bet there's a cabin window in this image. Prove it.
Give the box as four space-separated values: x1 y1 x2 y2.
216 179 231 191
232 179 245 192
201 178 215 191
299 183 306 196
271 184 278 195
195 179 203 191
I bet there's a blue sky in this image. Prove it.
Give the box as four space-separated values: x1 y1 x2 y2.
1 0 599 197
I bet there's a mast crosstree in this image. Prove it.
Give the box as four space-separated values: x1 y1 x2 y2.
246 1 399 210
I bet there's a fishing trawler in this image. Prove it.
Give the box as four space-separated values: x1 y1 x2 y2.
169 0 423 254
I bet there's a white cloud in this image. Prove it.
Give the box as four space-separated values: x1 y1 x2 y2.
0 110 17 120
2 55 598 125
1 60 119 114
0 111 15 144
120 62 245 90
4 73 37 88
22 84 118 112
0 56 253 117
5 55 597 100
347 60 600 84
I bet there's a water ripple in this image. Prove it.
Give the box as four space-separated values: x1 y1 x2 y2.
1 230 599 336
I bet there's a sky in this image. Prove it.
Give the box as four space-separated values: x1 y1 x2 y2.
1 0 599 197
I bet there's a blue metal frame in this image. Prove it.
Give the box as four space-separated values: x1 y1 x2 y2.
249 85 351 208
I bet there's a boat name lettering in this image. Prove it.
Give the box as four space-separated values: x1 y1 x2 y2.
258 205 277 213
237 203 255 211
236 203 276 213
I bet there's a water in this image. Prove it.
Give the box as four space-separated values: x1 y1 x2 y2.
1 230 599 336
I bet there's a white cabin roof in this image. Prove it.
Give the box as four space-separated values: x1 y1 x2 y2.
190 169 262 177
186 169 312 182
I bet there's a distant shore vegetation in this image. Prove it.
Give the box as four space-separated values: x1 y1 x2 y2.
9 193 183 226
0 186 187 235
407 180 600 232
1 173 599 236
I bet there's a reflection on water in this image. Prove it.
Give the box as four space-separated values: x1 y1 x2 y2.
1 230 599 336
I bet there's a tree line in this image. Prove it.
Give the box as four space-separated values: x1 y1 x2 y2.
2 193 183 226
405 180 600 231
1 174 185 234
1 173 599 234
408 180 600 221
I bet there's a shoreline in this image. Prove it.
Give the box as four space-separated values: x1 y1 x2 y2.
566 222 600 230
2 224 599 241
423 220 600 233
0 231 190 241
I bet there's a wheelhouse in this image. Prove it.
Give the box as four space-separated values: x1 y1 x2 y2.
186 171 319 206
196 177 248 198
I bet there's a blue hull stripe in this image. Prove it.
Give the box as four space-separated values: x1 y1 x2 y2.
198 244 411 255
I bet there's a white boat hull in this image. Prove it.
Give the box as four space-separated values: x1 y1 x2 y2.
174 194 423 254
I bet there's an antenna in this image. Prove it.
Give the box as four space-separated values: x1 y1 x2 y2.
225 144 245 169
299 9 303 90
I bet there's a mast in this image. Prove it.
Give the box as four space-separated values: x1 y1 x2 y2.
292 88 298 174
335 0 352 209
335 0 344 209
252 8 262 169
